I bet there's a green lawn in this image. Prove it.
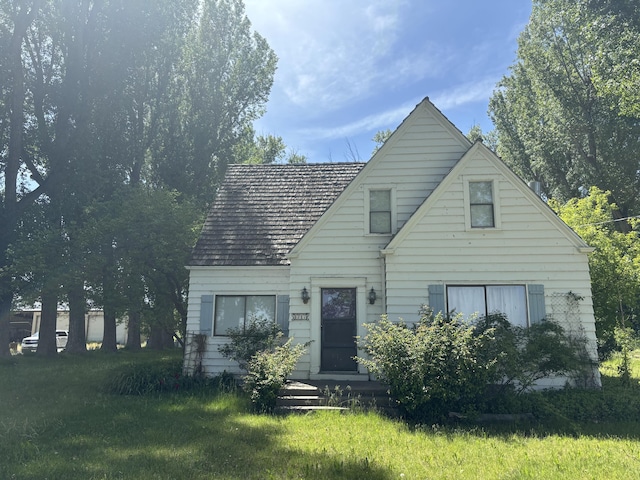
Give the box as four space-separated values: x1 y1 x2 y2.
1 350 639 480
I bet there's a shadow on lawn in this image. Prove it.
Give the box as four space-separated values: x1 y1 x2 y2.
11 390 394 480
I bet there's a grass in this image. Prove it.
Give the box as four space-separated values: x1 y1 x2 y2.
1 350 640 479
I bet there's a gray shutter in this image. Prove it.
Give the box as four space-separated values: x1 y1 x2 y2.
528 284 546 325
428 284 445 316
277 295 290 336
199 295 214 335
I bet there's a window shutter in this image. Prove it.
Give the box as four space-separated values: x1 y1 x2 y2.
428 284 445 316
277 295 290 336
199 295 214 335
528 285 546 324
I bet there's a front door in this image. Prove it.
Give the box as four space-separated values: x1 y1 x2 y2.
321 288 357 372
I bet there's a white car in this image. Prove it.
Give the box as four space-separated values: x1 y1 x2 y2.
21 330 68 353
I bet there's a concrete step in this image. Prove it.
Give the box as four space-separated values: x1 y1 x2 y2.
276 380 396 412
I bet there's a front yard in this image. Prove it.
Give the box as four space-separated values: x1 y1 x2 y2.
1 350 639 479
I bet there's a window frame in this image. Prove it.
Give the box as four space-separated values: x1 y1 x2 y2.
446 284 529 327
213 294 277 336
365 186 396 235
463 178 501 230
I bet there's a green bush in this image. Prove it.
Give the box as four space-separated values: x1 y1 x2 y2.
107 359 187 395
106 357 232 395
475 313 596 392
243 339 307 413
358 313 499 421
218 317 308 412
359 311 594 422
218 317 282 371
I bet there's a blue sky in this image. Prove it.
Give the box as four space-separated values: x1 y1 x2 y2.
244 0 532 163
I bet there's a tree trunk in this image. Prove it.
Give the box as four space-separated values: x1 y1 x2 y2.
0 292 12 358
125 309 142 351
147 325 174 350
66 280 87 353
101 304 118 352
37 285 58 357
100 243 118 352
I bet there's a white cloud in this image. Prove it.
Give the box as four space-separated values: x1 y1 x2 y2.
245 0 438 112
299 98 421 140
431 77 499 110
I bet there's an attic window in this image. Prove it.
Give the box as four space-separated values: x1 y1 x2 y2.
469 181 494 228
369 189 392 234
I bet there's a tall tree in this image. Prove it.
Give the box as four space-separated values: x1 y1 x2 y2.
151 0 278 207
0 1 46 356
489 0 640 223
0 0 278 355
551 187 640 356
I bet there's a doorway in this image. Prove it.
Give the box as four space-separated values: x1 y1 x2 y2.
321 288 357 372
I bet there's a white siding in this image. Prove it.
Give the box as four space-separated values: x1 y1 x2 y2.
183 266 290 377
383 150 599 388
289 102 471 378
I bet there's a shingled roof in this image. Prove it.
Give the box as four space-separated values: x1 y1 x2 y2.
190 163 365 266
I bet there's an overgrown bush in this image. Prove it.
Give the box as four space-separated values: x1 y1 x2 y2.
243 339 307 413
218 318 308 412
107 357 234 395
359 311 594 422
475 313 596 392
358 313 499 420
107 358 192 395
218 317 282 370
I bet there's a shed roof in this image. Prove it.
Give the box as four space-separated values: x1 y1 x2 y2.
190 163 365 266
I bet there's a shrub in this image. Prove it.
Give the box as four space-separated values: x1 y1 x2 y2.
107 358 188 395
475 313 596 392
359 311 595 422
218 317 282 371
358 313 499 421
218 317 308 412
243 339 307 412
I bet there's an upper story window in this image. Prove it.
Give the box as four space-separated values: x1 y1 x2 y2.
469 181 494 228
369 189 392 234
214 295 276 336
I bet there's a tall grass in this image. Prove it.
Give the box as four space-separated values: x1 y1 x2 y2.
1 350 639 479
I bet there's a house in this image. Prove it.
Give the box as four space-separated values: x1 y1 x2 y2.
184 98 601 388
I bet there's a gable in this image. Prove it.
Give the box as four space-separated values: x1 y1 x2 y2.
190 163 364 267
384 141 592 254
289 98 472 256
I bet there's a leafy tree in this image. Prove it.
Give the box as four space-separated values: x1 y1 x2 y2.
550 187 640 355
489 0 640 222
587 0 640 117
152 0 278 207
371 129 392 156
0 0 278 355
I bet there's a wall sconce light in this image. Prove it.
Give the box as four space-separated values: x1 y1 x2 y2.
301 287 310 304
368 287 377 305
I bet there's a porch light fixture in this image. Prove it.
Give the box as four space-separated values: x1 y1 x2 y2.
368 287 377 305
301 287 310 304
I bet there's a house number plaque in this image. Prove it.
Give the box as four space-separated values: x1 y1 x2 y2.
291 313 309 321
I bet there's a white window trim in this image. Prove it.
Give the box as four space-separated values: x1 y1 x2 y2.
463 177 501 231
364 186 397 235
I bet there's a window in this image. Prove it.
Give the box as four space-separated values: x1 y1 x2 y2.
369 189 391 234
447 285 527 327
214 295 276 335
469 181 494 227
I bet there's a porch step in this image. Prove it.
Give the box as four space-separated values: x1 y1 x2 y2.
276 380 395 413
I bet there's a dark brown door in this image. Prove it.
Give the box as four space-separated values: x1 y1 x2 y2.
321 288 357 372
